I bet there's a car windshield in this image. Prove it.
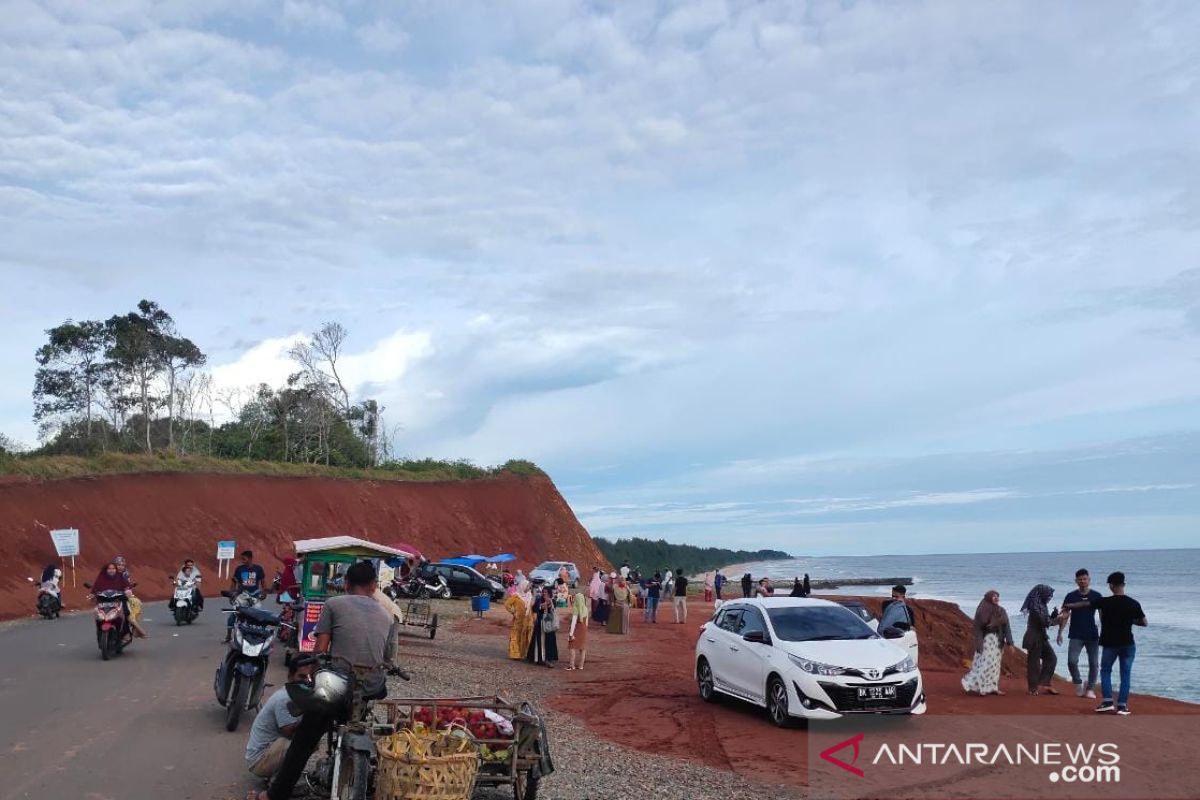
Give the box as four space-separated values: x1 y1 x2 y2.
534 562 561 571
766 606 879 642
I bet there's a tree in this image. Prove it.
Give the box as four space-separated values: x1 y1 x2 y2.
104 300 181 452
159 325 206 450
33 319 108 445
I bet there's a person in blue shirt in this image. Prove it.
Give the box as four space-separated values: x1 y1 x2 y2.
225 550 266 642
713 571 726 600
880 585 914 631
1057 568 1103 699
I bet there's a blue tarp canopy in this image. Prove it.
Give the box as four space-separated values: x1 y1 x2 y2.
441 556 487 568
487 553 516 563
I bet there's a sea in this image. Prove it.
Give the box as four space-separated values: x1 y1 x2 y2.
736 548 1200 704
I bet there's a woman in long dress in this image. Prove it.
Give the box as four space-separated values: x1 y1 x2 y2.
527 586 559 666
566 590 589 670
504 580 533 659
608 577 631 634
962 590 1014 695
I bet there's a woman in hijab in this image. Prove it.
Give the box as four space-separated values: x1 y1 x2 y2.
567 589 590 670
504 579 534 659
961 590 1014 695
112 555 148 638
589 570 608 626
789 576 804 597
276 557 299 603
90 562 143 639
1020 584 1059 695
526 585 558 667
608 574 631 635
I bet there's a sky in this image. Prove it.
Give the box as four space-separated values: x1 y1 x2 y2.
2 1 1199 555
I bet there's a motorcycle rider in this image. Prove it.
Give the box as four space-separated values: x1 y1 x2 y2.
226 550 266 643
90 561 140 640
172 559 204 612
249 560 396 800
112 555 148 638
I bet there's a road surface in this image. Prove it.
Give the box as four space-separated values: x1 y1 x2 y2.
0 601 288 800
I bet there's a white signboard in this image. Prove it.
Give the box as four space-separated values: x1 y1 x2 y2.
216 540 237 560
50 528 80 558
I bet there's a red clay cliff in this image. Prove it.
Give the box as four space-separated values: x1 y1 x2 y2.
0 471 608 620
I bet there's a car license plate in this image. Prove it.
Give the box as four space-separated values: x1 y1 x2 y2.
857 685 897 701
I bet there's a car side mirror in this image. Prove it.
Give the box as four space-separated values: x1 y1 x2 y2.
881 626 905 639
743 630 769 644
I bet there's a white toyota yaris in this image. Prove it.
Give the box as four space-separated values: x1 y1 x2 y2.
695 597 927 725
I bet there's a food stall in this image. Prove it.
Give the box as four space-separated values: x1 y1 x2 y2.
292 536 416 653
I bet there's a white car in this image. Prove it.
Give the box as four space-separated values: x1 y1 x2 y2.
528 561 580 587
695 597 926 725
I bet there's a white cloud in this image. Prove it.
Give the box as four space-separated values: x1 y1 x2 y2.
356 20 409 53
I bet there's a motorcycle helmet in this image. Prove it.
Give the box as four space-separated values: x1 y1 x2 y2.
286 664 353 718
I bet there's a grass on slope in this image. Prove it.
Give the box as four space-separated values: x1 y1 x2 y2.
0 451 544 483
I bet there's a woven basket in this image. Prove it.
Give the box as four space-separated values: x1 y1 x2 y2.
376 729 481 800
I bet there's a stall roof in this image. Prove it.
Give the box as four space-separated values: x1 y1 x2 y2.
294 536 415 559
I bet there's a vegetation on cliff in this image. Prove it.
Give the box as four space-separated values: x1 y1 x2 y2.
593 536 791 577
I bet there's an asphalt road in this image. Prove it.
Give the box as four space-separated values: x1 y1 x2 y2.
0 601 288 800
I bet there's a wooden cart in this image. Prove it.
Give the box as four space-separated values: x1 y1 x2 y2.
377 695 553 800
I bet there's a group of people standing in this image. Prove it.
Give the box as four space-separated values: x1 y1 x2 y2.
504 571 592 670
962 569 1147 715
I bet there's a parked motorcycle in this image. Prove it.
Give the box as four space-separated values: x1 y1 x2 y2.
170 577 201 625
28 577 62 619
385 572 451 601
83 583 132 660
275 592 303 649
215 590 286 732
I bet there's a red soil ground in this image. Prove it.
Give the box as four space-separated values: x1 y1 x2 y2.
0 471 608 621
460 596 1199 792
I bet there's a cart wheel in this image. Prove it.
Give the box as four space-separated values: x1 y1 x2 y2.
429 615 438 640
514 766 540 800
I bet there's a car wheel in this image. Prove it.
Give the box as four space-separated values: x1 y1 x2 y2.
767 676 792 727
697 657 718 703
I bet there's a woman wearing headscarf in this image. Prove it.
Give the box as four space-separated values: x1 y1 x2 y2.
961 590 1014 695
526 586 559 666
567 589 590 670
553 572 570 609
589 570 608 626
789 576 804 597
112 555 148 638
608 574 631 635
1021 584 1059 695
504 580 534 659
276 557 299 603
90 562 142 639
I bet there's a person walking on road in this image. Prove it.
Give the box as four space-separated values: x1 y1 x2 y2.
673 569 689 623
1058 568 1102 699
1021 584 1059 696
1064 571 1147 715
644 572 662 623
962 590 1013 695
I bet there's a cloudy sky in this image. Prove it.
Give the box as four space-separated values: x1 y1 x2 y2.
2 1 1198 555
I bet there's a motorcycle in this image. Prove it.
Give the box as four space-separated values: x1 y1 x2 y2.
170 577 201 625
276 591 303 649
385 572 451 601
83 583 132 660
214 590 286 732
28 577 62 619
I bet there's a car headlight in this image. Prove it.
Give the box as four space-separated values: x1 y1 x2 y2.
887 656 916 675
788 654 847 676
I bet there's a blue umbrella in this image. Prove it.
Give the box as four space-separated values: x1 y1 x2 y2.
441 556 487 568
487 553 517 563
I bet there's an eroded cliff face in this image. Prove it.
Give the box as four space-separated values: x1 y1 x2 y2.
0 471 608 619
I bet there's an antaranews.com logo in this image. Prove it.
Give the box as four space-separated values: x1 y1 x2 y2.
820 733 1121 785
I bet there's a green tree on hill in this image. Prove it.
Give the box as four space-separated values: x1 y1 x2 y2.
593 536 791 578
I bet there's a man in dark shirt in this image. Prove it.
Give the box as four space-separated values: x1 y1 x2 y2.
644 572 662 623
226 550 267 642
673 569 689 624
1057 568 1103 699
1065 570 1146 715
